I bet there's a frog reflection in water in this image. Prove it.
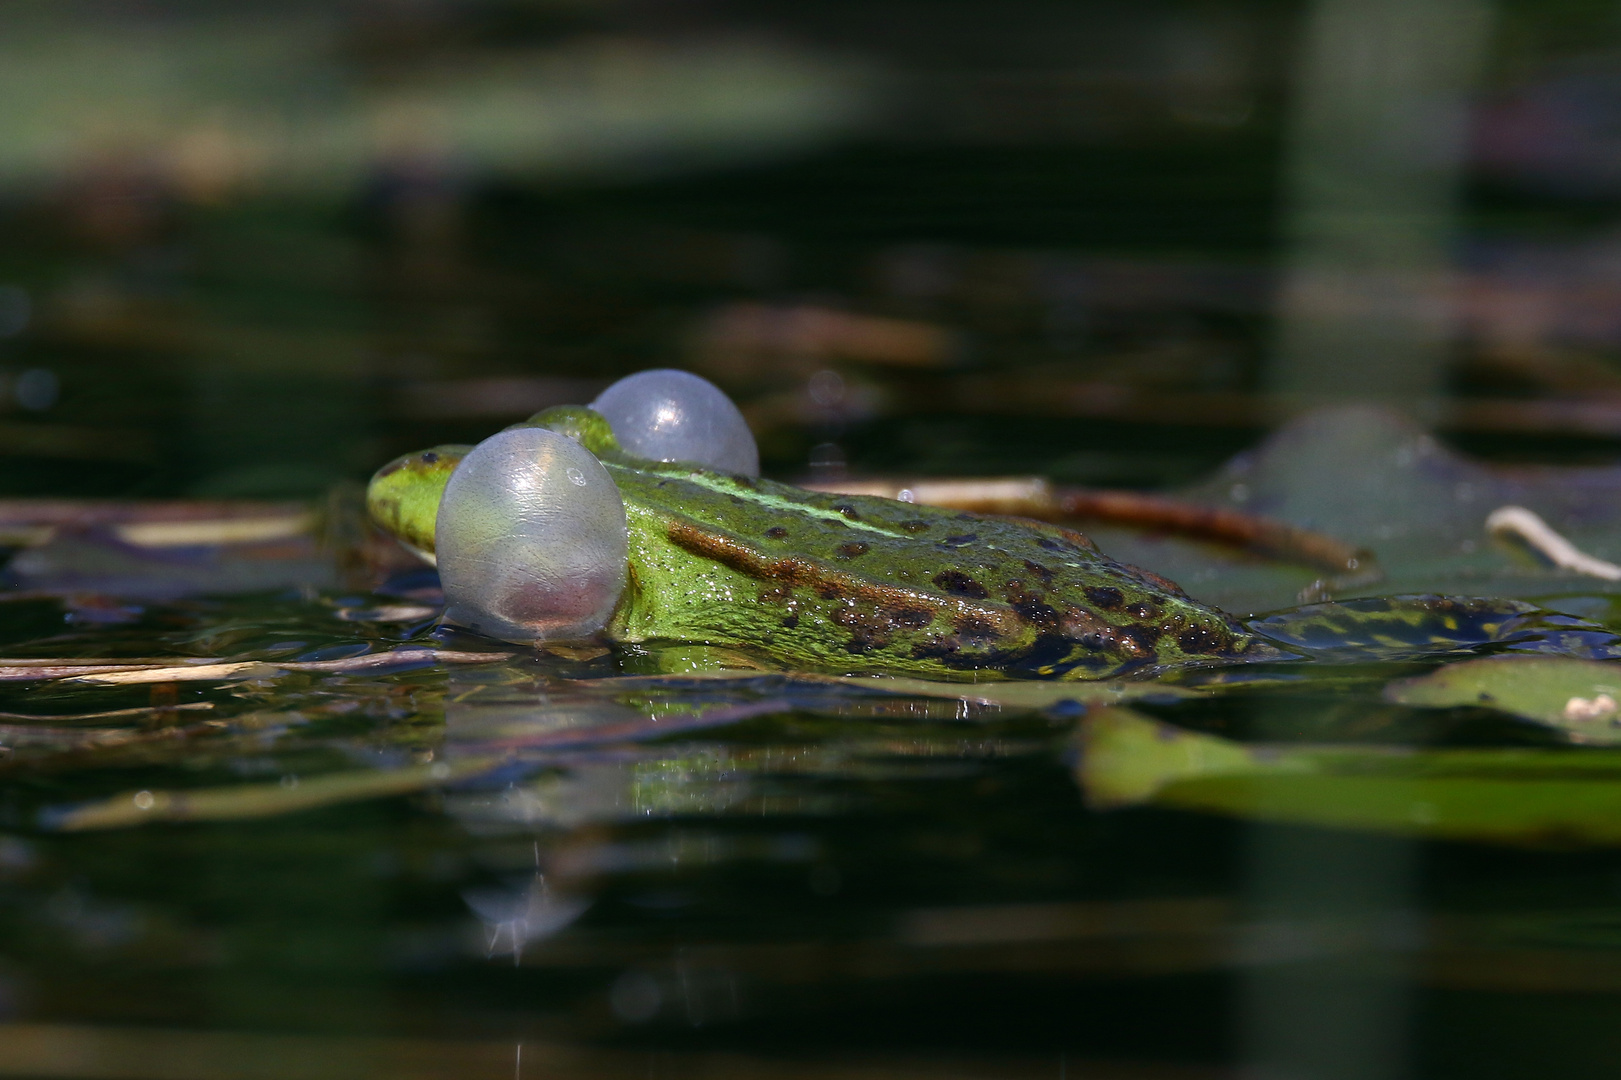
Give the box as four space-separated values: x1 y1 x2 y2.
367 372 1601 680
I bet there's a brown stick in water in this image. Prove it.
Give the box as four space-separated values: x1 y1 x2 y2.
805 476 1375 579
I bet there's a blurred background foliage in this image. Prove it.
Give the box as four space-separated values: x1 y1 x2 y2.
5 0 1621 501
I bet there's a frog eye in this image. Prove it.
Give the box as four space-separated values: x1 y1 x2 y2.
590 368 759 476
435 426 628 642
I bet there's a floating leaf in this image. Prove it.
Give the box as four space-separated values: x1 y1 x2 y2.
1076 706 1621 846
1385 656 1621 742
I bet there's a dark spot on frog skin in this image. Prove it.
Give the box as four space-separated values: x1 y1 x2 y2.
933 571 988 599
1037 538 1065 552
1013 599 1060 627
1085 586 1124 611
833 504 861 521
1052 609 1136 656
765 526 789 540
833 606 893 652
954 613 999 638
836 542 870 559
940 534 977 548
781 613 800 629
1121 624 1162 651
1023 560 1054 585
900 520 930 534
838 601 930 639
910 628 1153 681
420 451 439 464
1125 601 1160 621
1078 630 1122 654
1004 581 1059 628
884 605 934 629
1178 624 1233 654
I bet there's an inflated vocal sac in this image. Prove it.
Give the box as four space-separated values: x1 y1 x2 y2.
434 425 628 642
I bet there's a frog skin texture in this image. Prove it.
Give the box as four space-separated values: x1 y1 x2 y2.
368 407 1272 680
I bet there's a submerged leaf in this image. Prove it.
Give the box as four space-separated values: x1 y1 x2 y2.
0 702 214 723
1385 656 1621 742
46 758 498 831
579 670 1192 710
1249 595 1621 662
1076 706 1621 846
1077 707 1305 808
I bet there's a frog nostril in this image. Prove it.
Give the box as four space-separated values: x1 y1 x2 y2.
835 542 870 559
766 526 789 540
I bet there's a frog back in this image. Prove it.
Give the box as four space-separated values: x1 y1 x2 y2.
606 461 1258 680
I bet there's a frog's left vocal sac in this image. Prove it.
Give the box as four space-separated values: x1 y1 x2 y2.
366 369 1266 681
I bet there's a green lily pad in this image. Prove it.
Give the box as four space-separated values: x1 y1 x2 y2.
1384 656 1621 742
1076 706 1621 846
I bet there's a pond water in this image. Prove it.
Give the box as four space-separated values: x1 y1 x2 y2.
8 6 1621 1074
3 439 1621 1080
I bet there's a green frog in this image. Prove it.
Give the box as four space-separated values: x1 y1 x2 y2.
368 406 1268 680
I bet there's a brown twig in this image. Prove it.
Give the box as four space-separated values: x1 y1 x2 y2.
1051 488 1370 576
804 476 1375 578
